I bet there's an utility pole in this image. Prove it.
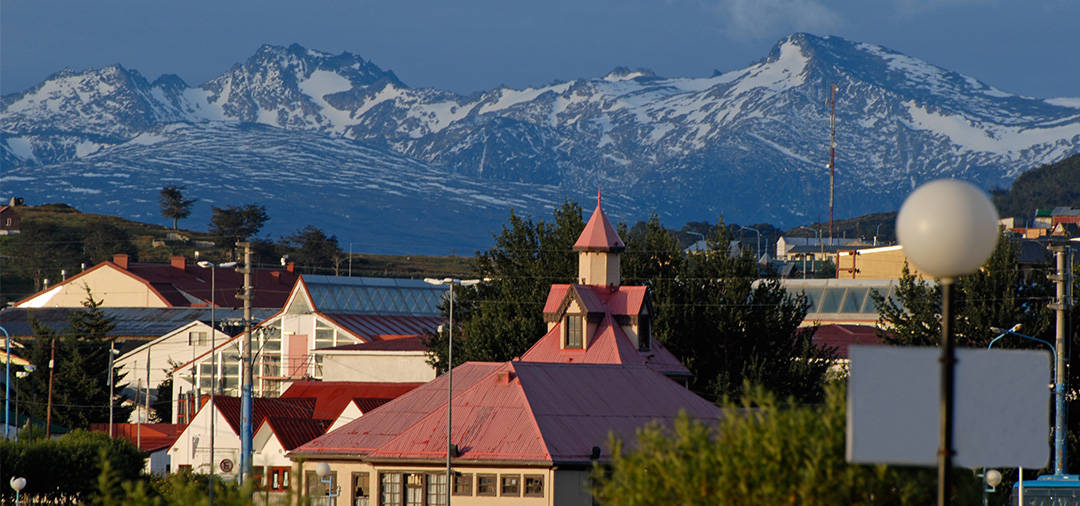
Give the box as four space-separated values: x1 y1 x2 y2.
827 83 838 246
1050 243 1074 475
46 337 55 436
237 241 254 484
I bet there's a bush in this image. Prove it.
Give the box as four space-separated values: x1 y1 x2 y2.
0 429 142 503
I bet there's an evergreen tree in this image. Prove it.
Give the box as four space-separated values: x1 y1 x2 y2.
209 204 268 246
281 225 344 274
159 185 197 230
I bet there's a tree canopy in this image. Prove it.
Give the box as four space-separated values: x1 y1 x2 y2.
208 204 268 246
281 225 344 274
159 185 196 230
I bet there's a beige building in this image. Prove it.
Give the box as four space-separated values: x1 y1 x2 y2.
835 245 929 280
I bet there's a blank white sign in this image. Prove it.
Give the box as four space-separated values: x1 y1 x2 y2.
847 345 1050 468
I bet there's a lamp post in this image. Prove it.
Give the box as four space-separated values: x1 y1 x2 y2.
3 325 11 440
424 277 481 506
14 367 33 441
989 325 1065 476
315 462 340 506
197 260 236 506
740 226 761 260
896 179 999 506
108 342 120 437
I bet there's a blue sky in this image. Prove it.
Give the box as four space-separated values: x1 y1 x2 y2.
2 0 1077 98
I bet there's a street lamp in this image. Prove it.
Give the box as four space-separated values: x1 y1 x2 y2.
108 344 120 437
197 260 236 506
424 277 481 506
989 324 1065 476
315 462 340 506
9 476 26 504
739 226 761 261
896 179 999 506
2 325 12 440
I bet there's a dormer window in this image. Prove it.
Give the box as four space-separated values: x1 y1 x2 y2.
638 316 651 351
563 314 584 349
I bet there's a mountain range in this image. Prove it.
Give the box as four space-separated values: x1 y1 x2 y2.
3 33 1078 254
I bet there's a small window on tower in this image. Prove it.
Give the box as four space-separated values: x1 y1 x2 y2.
564 315 583 349
638 316 651 351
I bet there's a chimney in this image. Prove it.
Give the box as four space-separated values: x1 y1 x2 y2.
113 254 130 269
286 261 295 273
171 256 186 270
495 371 514 384
271 271 281 283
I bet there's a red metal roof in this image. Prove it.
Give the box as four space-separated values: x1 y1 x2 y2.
124 261 297 308
543 284 646 316
573 193 625 253
811 324 885 359
261 417 333 450
322 336 429 352
281 381 424 420
323 313 443 341
521 315 689 376
211 396 317 435
294 362 720 463
90 423 184 453
354 398 395 414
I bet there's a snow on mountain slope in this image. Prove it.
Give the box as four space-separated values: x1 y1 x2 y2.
2 33 1078 245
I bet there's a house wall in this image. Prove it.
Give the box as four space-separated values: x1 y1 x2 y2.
18 266 170 308
121 322 224 411
320 352 435 383
327 402 363 432
836 247 928 280
146 449 171 475
577 251 619 287
294 460 573 506
167 403 242 480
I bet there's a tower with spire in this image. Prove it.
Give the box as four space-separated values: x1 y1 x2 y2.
573 191 625 288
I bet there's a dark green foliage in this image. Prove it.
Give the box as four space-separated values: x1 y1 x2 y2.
281 225 344 274
20 289 132 431
84 222 138 265
428 204 833 404
0 430 143 504
592 383 981 505
7 220 85 291
425 200 584 371
993 153 1080 219
159 185 197 230
872 236 1053 348
209 204 268 245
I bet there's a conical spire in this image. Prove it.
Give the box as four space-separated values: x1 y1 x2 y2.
574 190 625 253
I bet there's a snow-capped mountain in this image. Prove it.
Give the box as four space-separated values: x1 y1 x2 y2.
3 34 1079 252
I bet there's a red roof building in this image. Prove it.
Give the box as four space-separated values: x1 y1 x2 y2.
288 196 711 506
16 253 298 309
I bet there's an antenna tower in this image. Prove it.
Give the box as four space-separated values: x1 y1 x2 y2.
827 83 838 246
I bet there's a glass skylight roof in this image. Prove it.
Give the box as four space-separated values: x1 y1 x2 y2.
301 275 448 316
780 279 907 316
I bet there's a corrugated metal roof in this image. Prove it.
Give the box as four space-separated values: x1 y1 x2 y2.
123 262 297 308
320 336 429 352
302 275 448 316
281 381 423 420
295 362 720 464
354 398 394 414
0 307 276 339
323 314 443 341
90 423 184 453
573 195 625 253
212 396 316 435
521 316 688 376
262 417 332 450
544 285 646 317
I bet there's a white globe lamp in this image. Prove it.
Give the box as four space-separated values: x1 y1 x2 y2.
896 179 999 279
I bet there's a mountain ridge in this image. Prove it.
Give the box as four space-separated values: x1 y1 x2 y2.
2 33 1078 253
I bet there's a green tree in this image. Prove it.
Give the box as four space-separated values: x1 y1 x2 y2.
0 430 142 504
281 225 344 274
83 222 137 264
7 221 84 290
159 185 197 230
424 201 584 371
209 204 268 246
592 383 981 505
22 288 132 430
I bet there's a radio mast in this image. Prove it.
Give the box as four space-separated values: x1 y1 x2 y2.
827 83 838 246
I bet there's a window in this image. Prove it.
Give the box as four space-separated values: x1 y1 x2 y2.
269 467 291 492
178 464 192 473
352 472 370 506
638 316 651 351
306 469 336 497
426 473 446 506
563 315 583 349
500 474 520 497
476 474 496 496
379 473 402 506
524 475 544 497
452 473 473 496
189 331 208 346
405 473 424 506
262 324 282 352
315 322 335 349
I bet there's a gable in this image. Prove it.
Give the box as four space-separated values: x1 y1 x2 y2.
17 264 170 308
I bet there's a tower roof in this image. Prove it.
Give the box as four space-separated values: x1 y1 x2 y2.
573 191 625 253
